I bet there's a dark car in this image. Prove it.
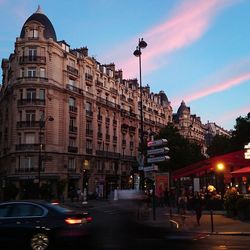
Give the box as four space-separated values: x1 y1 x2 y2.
0 200 92 250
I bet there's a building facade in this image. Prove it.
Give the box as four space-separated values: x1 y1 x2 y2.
0 7 172 199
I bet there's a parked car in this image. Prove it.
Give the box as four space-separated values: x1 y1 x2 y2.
0 200 92 250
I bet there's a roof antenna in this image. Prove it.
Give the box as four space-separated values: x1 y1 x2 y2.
36 5 43 14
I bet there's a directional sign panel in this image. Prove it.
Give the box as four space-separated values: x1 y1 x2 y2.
147 147 169 156
147 139 168 147
147 156 170 163
143 165 158 172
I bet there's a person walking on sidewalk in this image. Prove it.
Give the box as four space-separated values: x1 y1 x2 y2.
193 191 204 225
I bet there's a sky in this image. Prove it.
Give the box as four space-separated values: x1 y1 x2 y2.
0 0 250 131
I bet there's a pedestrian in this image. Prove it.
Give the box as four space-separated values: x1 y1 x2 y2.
193 191 204 225
158 185 165 207
164 187 170 207
178 191 187 215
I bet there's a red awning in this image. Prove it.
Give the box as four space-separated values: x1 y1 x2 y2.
173 150 249 179
231 166 250 177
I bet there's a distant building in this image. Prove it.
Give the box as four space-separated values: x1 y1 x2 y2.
204 122 232 146
173 101 206 155
0 7 172 199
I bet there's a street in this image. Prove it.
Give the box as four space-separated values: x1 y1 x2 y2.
65 201 250 250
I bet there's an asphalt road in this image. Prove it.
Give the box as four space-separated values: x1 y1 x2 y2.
67 202 250 250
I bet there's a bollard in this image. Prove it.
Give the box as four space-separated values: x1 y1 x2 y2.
210 209 214 233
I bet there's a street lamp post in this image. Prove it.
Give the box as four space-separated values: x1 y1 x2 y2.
38 114 54 198
134 38 147 189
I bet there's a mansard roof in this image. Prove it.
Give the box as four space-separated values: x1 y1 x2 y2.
20 6 57 41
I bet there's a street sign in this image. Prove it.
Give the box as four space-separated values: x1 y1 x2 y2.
143 165 158 172
147 139 168 147
147 155 170 163
147 147 169 156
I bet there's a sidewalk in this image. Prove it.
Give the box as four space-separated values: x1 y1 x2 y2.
64 199 250 236
142 206 250 236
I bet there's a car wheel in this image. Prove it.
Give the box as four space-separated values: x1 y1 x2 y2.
30 232 50 250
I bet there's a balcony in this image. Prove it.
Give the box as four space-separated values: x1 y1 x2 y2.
105 117 110 124
85 73 93 84
67 65 79 76
86 129 93 137
17 76 48 82
120 95 126 101
86 148 93 154
19 56 46 64
96 97 120 109
129 126 136 134
69 126 77 133
68 146 78 153
15 167 44 173
66 84 83 94
106 134 110 141
86 110 93 117
16 121 41 129
110 87 118 95
17 99 45 106
96 150 120 159
128 97 133 103
97 132 102 140
16 143 44 151
69 105 77 113
95 80 103 87
97 115 102 122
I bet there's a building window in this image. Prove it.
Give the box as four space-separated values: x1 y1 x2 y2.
19 89 23 100
86 120 92 131
68 78 76 86
18 133 22 144
26 110 35 122
86 140 92 150
25 133 35 144
29 29 38 38
39 89 45 100
27 89 36 100
69 97 76 107
27 67 36 77
40 68 45 78
69 117 76 128
86 102 92 112
69 137 76 147
20 68 25 78
68 158 75 170
28 48 37 58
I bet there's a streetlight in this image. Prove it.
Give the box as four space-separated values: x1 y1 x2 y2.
38 114 54 198
133 38 147 189
215 162 225 197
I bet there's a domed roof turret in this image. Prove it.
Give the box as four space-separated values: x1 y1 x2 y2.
177 100 190 115
159 90 169 104
20 6 57 41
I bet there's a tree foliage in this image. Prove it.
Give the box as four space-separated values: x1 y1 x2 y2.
207 134 231 157
207 112 250 156
156 123 205 172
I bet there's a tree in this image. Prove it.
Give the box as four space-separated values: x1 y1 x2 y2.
207 112 250 156
156 123 205 172
207 134 232 157
231 112 250 151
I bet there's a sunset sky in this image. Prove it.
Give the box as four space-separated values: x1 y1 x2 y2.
0 0 249 130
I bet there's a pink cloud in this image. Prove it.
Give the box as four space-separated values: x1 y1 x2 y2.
103 0 236 78
215 105 250 126
172 71 250 107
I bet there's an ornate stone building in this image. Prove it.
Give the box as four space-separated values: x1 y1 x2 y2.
173 101 207 155
0 7 172 199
